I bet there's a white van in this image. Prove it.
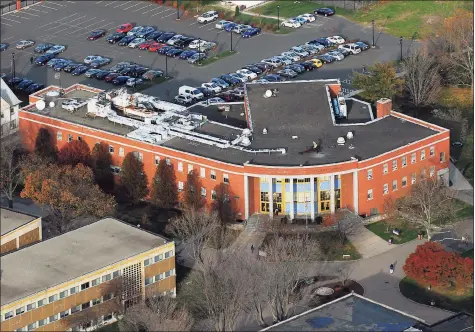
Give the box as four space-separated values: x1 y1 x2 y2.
338 43 361 55
178 86 204 101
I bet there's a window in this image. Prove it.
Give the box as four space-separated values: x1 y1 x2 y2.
392 180 397 191
57 131 63 141
92 298 102 306
109 145 114 154
104 314 113 321
411 153 416 164
144 258 151 266
188 164 193 174
430 166 435 177
420 149 426 160
102 274 112 282
421 168 426 179
37 299 46 307
156 273 164 281
48 294 57 303
383 184 389 195
68 134 73 142
77 136 82 141
60 310 69 318
27 322 36 331
16 307 25 315
145 277 153 286
367 169 373 180
201 187 206 197
200 167 206 178
440 152 445 163
411 173 417 184
178 162 183 172
383 163 388 174
430 146 435 157
91 278 100 287
223 173 229 183
70 286 78 295
49 314 59 323
402 177 407 187
4 311 13 320
392 160 397 171
71 305 81 314
178 181 184 191
402 156 407 167
113 270 120 278
211 190 217 200
26 303 36 311
38 319 47 327
155 155 160 165
154 254 163 262
81 282 90 290
60 290 68 298
15 327 26 332
165 250 173 258
165 270 171 278
210 170 216 180
81 302 90 310
118 147 125 157
165 157 171 165
103 294 113 301
367 189 373 200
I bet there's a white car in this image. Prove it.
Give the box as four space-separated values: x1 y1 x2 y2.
281 20 301 28
167 34 184 46
61 99 81 111
127 26 143 36
233 24 252 34
215 20 232 29
326 51 345 61
197 10 219 23
206 97 225 105
174 94 193 105
188 39 208 49
16 40 35 49
326 35 346 45
281 51 301 61
273 56 292 65
300 44 319 54
290 46 309 57
83 55 103 64
126 78 144 87
236 69 257 80
338 43 362 55
201 82 222 93
298 13 316 22
304 43 324 52
46 45 66 55
128 38 146 48
261 58 282 68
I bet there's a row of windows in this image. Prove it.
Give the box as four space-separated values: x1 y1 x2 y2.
367 147 442 179
4 271 120 321
367 167 436 200
144 269 176 286
143 250 174 267
13 293 116 332
177 183 220 200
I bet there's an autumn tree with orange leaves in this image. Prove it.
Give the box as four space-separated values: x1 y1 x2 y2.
21 162 115 235
58 140 91 167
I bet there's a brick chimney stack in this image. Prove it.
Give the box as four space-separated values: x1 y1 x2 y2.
376 98 392 118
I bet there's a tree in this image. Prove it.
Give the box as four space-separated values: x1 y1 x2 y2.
119 296 193 332
183 169 204 210
211 183 235 223
119 152 149 205
352 62 403 103
58 140 91 166
20 163 115 235
34 127 58 162
0 138 26 208
91 142 114 193
395 178 456 240
402 48 442 107
382 197 400 232
404 242 473 290
150 159 178 209
234 5 240 17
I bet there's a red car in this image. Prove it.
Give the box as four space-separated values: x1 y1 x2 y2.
138 40 155 50
148 42 166 52
117 23 133 33
104 73 119 82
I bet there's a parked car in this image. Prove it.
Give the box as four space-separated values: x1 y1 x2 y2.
47 58 65 68
326 35 345 45
252 63 271 72
63 62 81 73
157 32 176 43
17 79 34 90
90 57 112 68
301 44 322 54
338 43 362 55
281 51 301 62
254 78 269 84
293 17 308 25
337 48 351 56
290 46 309 57
224 22 238 32
128 38 146 48
112 76 130 85
326 51 345 61
195 87 213 98
88 29 107 40
146 31 164 41
229 72 248 83
187 53 207 64
188 39 207 50
215 20 232 29
273 56 292 66
277 68 298 78
232 24 251 34
137 40 155 50
166 48 183 57
261 58 282 68
314 7 335 16
242 65 263 75
72 65 89 76
298 13 316 22
7 77 23 86
35 53 55 66
201 82 222 93
110 62 134 73
107 32 126 44
84 55 103 64
219 74 240 86
174 94 193 105
25 83 44 94
16 40 35 49
210 78 229 89
309 58 323 67
355 41 370 51
241 27 261 38
117 23 133 33
46 45 66 55
236 69 257 80
0 43 8 52
262 74 282 82
166 34 184 46
300 61 317 71
198 10 219 23
136 26 155 38
126 78 144 87
179 50 197 59
281 20 301 28
53 59 73 71
316 54 335 63
142 70 163 80
311 37 333 47
127 26 144 36
34 43 54 53
158 45 173 55
117 35 136 46
285 64 305 73
104 73 119 82
95 70 111 80
205 97 225 105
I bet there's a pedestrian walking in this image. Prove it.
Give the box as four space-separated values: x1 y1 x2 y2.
251 245 254 254
30 56 34 65
389 264 394 274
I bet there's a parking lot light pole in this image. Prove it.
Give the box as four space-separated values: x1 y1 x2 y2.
277 5 280 31
176 0 180 20
165 55 168 78
198 37 202 64
230 29 233 52
11 52 15 79
371 19 375 47
399 36 403 61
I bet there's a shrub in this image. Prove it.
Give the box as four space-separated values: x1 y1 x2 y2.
234 5 240 17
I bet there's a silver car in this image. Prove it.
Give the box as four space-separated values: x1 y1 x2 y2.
128 38 146 48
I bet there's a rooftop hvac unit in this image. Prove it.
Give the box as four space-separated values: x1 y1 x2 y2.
241 136 251 146
332 98 341 118
262 128 268 135
346 131 354 139
242 128 251 136
337 137 345 145
35 100 45 111
263 90 272 98
49 101 55 108
338 97 347 118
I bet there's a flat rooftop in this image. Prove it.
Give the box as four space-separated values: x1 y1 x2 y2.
188 104 247 129
263 293 420 331
0 218 168 306
1 208 38 236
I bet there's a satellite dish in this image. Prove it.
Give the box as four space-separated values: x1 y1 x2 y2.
264 90 272 98
36 100 45 111
49 101 55 108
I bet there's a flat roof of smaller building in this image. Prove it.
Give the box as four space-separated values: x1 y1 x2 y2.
1 208 38 236
0 218 168 306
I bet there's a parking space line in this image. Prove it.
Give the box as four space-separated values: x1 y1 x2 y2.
147 5 162 13
161 12 175 19
208 27 217 31
189 21 199 26
198 21 215 29
151 8 171 17
103 1 118 6
47 1 65 6
133 4 152 12
19 11 39 17
67 1 76 3
2 17 22 23
43 15 88 31
95 0 103 3
63 19 106 35
2 36 14 41
92 21 117 30
123 2 141 10
37 4 58 10
8 13 30 20
37 12 78 28
1 22 13 26
27 7 49 13
114 1 130 8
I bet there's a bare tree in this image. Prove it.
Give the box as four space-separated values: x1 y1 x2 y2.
395 178 456 240
336 263 356 286
402 49 442 107
0 138 25 208
335 213 360 243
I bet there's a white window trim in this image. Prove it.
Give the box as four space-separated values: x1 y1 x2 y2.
367 189 373 200
200 167 206 178
178 162 183 172
383 164 388 174
367 169 373 180
383 184 389 195
402 156 407 167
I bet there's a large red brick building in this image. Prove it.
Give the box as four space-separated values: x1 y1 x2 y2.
19 80 450 221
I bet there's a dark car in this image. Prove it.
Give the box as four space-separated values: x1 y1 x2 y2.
316 54 335 63
263 74 282 82
158 45 173 55
112 76 130 85
252 63 271 72
286 64 305 73
71 65 89 76
166 48 183 57
219 74 240 86
195 87 213 98
277 69 298 78
25 83 44 94
34 53 55 66
223 22 238 32
211 78 229 89
242 27 261 38
53 60 73 71
63 62 81 73
0 43 8 52
355 41 370 51
95 70 111 80
17 79 34 90
157 32 176 43
179 36 195 47
314 7 335 16
88 29 107 40
104 73 119 82
34 43 54 53
132 66 149 76
107 32 126 44
313 37 333 47
7 77 23 86
90 57 112 68
146 30 163 41
300 61 317 71
47 58 64 68
118 66 137 76
338 48 351 56
243 65 263 75
85 68 102 78
110 61 134 73
179 50 197 59
117 35 136 46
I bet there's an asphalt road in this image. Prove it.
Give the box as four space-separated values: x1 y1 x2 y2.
0 0 417 99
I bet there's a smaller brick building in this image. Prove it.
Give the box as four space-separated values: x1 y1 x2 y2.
0 208 42 255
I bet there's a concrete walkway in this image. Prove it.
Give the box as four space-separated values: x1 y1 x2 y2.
344 220 395 259
450 162 473 191
229 214 268 254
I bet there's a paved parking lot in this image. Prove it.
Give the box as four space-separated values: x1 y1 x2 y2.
0 0 416 99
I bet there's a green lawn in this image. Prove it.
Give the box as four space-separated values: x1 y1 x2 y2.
194 50 236 66
399 277 473 313
97 321 119 332
365 221 422 244
461 249 474 259
250 0 473 38
454 199 474 219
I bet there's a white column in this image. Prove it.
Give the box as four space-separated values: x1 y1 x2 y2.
310 177 315 220
244 175 249 220
269 177 274 219
330 175 335 213
15 237 19 250
289 178 294 220
353 171 359 214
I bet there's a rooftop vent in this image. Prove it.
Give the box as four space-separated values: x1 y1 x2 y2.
263 128 268 135
241 136 251 146
264 90 273 98
242 128 251 136
337 137 345 145
35 100 45 111
348 144 355 150
346 131 354 139
49 101 55 108
281 149 286 155
292 135 298 139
